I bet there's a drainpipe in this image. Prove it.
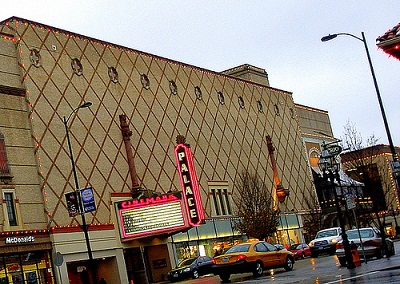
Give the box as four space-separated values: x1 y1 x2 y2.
119 114 141 195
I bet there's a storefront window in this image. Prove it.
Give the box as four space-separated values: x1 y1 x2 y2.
276 213 302 248
0 251 53 284
171 218 248 264
196 221 216 240
215 219 234 237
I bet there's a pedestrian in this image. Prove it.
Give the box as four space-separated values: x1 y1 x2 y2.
99 278 107 284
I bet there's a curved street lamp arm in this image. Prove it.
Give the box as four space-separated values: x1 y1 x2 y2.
64 101 93 125
336 32 363 42
321 32 363 42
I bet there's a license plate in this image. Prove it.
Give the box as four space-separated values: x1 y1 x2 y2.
222 257 230 263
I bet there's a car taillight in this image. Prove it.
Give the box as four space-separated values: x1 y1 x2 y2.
237 254 247 261
211 258 216 264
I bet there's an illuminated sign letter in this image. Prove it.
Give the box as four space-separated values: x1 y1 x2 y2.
174 143 205 226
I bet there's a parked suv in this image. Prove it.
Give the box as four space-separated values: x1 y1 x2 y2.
309 227 342 257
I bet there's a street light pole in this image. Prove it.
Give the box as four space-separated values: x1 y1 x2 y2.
321 32 400 192
318 144 355 269
63 101 97 284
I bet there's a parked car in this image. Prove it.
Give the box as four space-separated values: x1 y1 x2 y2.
335 227 395 266
211 240 295 282
309 227 342 257
288 243 312 259
167 256 213 282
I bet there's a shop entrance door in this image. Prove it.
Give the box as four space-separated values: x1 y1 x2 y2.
124 247 149 284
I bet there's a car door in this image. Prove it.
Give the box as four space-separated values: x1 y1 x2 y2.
196 256 212 275
263 242 282 265
254 242 274 267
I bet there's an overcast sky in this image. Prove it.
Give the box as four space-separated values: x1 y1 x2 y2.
2 1 400 146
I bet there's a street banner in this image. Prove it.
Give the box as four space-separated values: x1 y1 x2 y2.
81 187 96 213
65 191 79 217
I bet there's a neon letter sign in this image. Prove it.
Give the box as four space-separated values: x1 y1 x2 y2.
174 143 205 226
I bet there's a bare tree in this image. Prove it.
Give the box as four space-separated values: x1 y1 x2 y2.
233 170 279 241
301 194 324 242
340 120 395 256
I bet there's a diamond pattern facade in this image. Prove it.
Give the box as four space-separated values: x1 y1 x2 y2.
0 18 315 230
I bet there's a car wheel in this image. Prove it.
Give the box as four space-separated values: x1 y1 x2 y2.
338 257 346 267
284 256 294 271
192 269 199 279
220 273 230 282
253 261 263 277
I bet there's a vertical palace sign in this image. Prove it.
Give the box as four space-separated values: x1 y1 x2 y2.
174 142 205 226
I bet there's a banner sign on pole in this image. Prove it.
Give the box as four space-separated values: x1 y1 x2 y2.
65 191 79 217
81 187 96 213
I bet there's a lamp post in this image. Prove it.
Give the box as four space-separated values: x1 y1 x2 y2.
318 142 355 269
321 32 400 193
63 101 97 284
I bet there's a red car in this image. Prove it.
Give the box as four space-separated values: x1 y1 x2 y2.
288 243 312 259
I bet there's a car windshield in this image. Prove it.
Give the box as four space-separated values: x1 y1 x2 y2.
316 229 338 238
225 244 251 254
177 258 196 267
347 229 374 240
288 244 300 250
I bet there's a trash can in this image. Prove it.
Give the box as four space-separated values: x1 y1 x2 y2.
350 242 361 267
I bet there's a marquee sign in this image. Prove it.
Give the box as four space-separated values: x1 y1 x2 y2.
174 143 205 226
117 193 188 240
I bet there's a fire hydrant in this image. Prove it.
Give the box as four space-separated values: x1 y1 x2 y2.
350 241 361 267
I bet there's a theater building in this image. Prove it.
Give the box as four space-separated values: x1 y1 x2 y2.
1 17 317 283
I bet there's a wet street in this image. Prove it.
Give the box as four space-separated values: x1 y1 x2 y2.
171 241 400 284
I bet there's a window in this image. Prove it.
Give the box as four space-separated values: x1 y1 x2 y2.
4 192 17 226
194 86 202 100
108 66 118 83
217 91 225 105
71 58 83 76
238 96 245 109
289 108 295 118
169 80 177 95
257 100 263 113
255 243 268 252
209 181 232 216
140 73 150 89
274 104 280 116
0 133 11 177
264 242 277 251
